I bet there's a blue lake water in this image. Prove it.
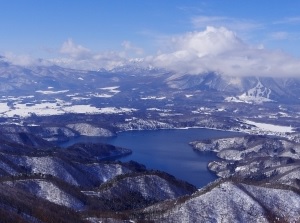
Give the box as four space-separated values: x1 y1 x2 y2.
61 128 241 188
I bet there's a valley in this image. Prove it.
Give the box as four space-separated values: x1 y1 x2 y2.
0 60 299 222
3 1 300 222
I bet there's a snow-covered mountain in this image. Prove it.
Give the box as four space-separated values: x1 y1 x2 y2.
144 180 300 223
243 80 272 99
0 124 299 222
225 79 273 104
1 60 300 104
191 135 300 188
0 130 198 222
165 72 300 103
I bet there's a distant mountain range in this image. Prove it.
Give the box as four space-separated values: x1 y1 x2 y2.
1 59 300 104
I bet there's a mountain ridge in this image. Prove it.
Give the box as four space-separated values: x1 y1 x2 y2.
0 60 300 104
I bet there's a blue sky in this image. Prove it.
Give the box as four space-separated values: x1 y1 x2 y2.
1 0 300 76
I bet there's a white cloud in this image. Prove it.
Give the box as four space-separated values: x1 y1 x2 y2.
151 26 300 77
53 39 145 70
46 39 146 70
45 40 126 70
3 52 50 67
122 41 144 55
171 26 245 56
4 53 35 66
4 29 300 78
60 39 91 59
50 51 126 71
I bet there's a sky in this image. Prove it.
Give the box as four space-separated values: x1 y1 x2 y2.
1 0 300 76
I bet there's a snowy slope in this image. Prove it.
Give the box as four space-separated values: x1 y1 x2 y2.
95 172 197 201
191 135 300 188
66 123 114 137
5 179 85 210
145 181 300 223
225 79 274 104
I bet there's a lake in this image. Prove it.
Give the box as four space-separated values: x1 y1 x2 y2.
61 128 241 188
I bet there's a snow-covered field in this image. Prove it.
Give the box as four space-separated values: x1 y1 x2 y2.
99 86 120 94
244 120 294 133
36 90 70 94
141 96 166 100
0 100 137 118
225 95 273 104
88 86 121 98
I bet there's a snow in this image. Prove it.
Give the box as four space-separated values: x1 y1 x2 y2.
36 90 69 94
8 179 85 210
62 105 102 114
225 95 273 104
239 94 273 103
4 102 65 117
90 93 114 98
87 86 121 98
98 107 137 114
156 182 300 223
97 174 191 201
5 155 79 185
66 123 113 137
244 120 294 133
216 108 226 111
278 112 291 117
191 107 214 115
0 161 18 175
161 182 268 223
117 119 173 131
225 80 274 104
99 86 120 94
141 96 166 100
0 103 11 113
38 127 77 140
244 184 300 222
246 80 271 98
77 163 131 183
1 95 34 101
280 168 300 181
66 93 79 97
125 117 138 122
147 108 172 112
71 97 90 100
0 99 137 117
159 113 183 117
192 137 246 153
